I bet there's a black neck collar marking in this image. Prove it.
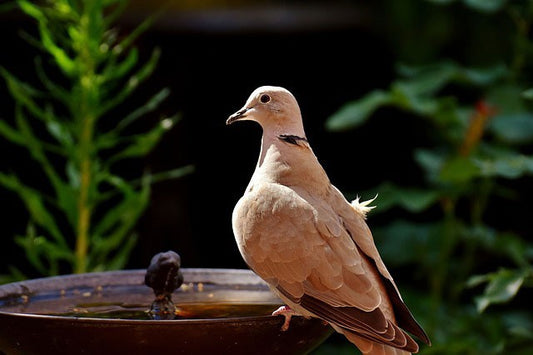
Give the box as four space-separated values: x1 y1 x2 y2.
278 134 308 146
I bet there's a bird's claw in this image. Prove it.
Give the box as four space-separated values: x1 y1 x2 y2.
272 305 296 331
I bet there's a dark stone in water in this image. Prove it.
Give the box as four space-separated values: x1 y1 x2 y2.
144 251 184 296
144 250 184 319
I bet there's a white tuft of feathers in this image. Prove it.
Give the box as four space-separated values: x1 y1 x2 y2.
350 194 378 219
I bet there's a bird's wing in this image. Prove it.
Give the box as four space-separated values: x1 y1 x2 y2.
330 186 431 346
238 183 421 351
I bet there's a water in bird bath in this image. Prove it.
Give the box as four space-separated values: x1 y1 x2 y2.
0 277 282 320
54 302 280 320
0 252 283 321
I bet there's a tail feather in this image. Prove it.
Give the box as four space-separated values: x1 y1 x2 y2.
332 325 413 355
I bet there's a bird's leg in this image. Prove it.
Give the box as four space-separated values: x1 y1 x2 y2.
272 305 297 331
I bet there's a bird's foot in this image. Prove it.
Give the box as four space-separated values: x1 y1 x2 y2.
272 305 297 331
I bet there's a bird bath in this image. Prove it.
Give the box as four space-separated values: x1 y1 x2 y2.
0 268 332 354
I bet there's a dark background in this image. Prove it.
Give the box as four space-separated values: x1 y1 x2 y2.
0 0 524 276
0 0 400 273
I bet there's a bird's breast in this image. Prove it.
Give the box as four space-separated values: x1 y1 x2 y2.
232 182 315 257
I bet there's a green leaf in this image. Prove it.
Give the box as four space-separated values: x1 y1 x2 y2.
65 160 80 188
365 182 440 214
35 57 70 103
494 233 531 267
522 88 533 100
462 226 529 266
92 174 139 236
389 84 439 116
14 105 64 191
113 88 171 133
0 67 48 121
326 90 392 131
0 72 69 159
14 227 47 275
395 61 458 96
32 12 76 76
111 12 155 55
0 173 66 247
46 119 74 148
463 0 507 13
425 0 457 4
486 84 527 115
53 173 78 228
84 2 105 59
16 233 72 266
96 165 194 203
0 119 25 145
93 173 151 237
15 228 72 277
145 165 195 184
466 273 490 288
108 114 179 163
327 62 506 133
103 0 128 27
440 156 480 182
394 188 440 212
0 266 27 284
460 64 508 85
414 149 446 183
99 48 161 115
471 268 530 313
502 312 533 340
397 61 506 92
488 113 533 144
91 174 150 269
374 221 446 267
17 0 45 20
101 47 138 83
476 154 533 179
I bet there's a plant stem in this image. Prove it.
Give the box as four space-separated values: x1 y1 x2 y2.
459 101 494 157
75 116 93 274
74 5 99 273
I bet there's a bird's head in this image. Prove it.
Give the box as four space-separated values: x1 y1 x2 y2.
227 86 306 137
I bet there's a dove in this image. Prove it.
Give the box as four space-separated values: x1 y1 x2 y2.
226 86 431 355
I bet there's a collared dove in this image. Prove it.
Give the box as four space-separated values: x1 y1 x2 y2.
227 86 430 355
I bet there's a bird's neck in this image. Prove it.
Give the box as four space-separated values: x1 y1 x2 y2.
249 131 330 191
257 129 307 166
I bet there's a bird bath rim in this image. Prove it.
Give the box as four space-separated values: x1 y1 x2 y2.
0 268 281 323
0 268 333 355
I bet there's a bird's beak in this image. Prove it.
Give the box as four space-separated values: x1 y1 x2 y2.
226 107 249 125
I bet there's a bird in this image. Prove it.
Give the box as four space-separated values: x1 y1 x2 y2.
226 86 430 355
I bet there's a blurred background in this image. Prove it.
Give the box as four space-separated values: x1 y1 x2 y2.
1 0 532 353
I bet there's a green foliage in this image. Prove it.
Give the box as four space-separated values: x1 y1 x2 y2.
326 0 533 353
468 268 531 313
427 0 508 13
0 0 192 278
327 61 507 132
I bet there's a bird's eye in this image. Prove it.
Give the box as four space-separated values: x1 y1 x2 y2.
260 94 271 103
